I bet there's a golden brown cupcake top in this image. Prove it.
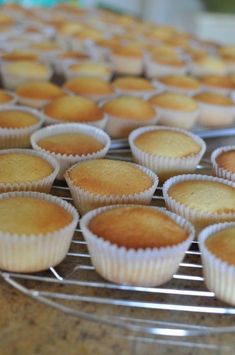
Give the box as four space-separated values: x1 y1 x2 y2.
168 180 235 214
0 196 72 235
134 130 201 158
149 92 198 112
112 77 154 91
67 159 152 195
95 38 120 51
219 46 235 60
112 45 143 58
103 96 155 121
31 40 60 51
149 45 180 58
193 56 226 70
216 150 235 174
0 90 13 104
206 227 235 264
2 50 39 62
37 132 104 156
0 110 38 128
89 206 188 249
159 75 200 90
4 61 50 78
57 51 89 61
151 54 184 67
17 81 64 100
69 62 111 76
194 92 233 106
200 75 235 90
44 96 103 123
65 77 113 96
0 152 53 183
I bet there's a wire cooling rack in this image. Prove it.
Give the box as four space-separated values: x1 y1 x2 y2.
1 139 235 340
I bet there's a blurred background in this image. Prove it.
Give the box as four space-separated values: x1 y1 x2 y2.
1 0 235 43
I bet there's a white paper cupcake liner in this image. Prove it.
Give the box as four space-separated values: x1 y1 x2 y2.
201 85 231 97
0 105 45 149
65 163 159 215
0 190 79 273
211 145 235 182
155 106 200 130
197 101 235 128
163 174 235 233
31 123 111 180
199 222 235 305
188 63 228 77
144 56 187 79
0 90 17 107
63 61 113 82
80 204 195 286
110 54 143 75
1 63 53 90
129 125 206 182
0 148 59 193
113 86 161 100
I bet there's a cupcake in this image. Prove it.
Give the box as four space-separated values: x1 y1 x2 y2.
1 49 40 62
112 76 158 99
194 92 235 128
129 126 206 182
102 96 158 138
1 60 53 90
163 174 235 232
65 159 158 215
0 148 59 192
31 40 62 62
81 205 194 286
199 75 235 96
64 61 113 82
156 75 201 96
0 191 78 272
16 81 65 109
211 146 235 182
43 95 107 129
189 56 227 77
145 52 187 79
53 50 90 75
31 123 110 179
0 105 44 148
0 90 17 106
219 45 235 74
64 77 114 102
149 92 199 130
110 44 144 75
199 222 235 305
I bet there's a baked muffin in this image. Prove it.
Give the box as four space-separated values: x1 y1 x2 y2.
53 50 90 75
64 77 114 102
0 90 17 106
110 44 144 75
112 76 157 98
200 75 235 96
65 61 112 82
0 106 44 148
194 92 235 128
189 56 227 76
1 61 52 90
149 92 199 129
102 96 158 138
65 159 158 215
0 191 78 272
16 81 65 108
199 222 235 305
163 174 235 232
81 205 194 286
129 126 206 182
43 95 107 129
157 75 201 96
0 149 59 192
31 123 110 179
1 50 40 62
211 146 235 182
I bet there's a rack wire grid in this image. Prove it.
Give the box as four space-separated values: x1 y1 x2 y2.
1 135 235 341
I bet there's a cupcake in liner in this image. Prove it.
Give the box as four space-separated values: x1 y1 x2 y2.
144 54 187 79
199 222 235 305
80 204 195 286
0 190 79 273
153 79 201 97
163 174 235 233
0 148 59 193
156 106 200 130
197 101 235 128
211 146 235 182
63 61 113 82
129 126 206 183
0 105 45 149
110 54 143 75
65 163 159 215
31 123 111 180
0 90 17 107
